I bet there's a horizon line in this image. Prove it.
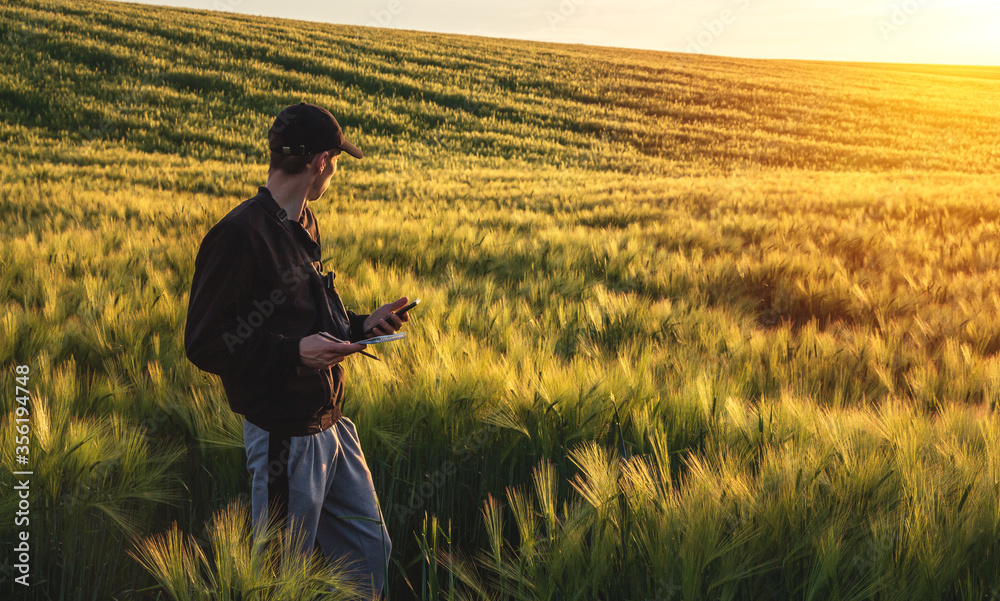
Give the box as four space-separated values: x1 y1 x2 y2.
106 0 1000 69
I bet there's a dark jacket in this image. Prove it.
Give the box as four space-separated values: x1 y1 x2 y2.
184 186 368 436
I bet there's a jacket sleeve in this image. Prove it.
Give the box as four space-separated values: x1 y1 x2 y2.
348 311 370 342
184 220 303 379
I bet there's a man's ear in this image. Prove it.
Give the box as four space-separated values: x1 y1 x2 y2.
311 151 329 173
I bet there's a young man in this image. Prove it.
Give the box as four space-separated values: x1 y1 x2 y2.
184 102 405 598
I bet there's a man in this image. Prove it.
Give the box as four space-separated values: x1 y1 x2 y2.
184 102 405 598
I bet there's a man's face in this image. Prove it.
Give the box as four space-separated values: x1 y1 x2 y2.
306 152 341 201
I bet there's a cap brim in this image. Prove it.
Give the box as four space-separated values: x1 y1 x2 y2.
339 140 363 159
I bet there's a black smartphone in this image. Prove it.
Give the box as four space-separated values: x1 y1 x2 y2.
395 299 420 317
363 298 420 338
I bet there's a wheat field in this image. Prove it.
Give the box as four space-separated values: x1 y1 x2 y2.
2 0 1000 599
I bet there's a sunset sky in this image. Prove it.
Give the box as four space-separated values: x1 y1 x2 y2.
115 0 1000 66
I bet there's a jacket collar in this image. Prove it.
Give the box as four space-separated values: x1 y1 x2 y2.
255 186 291 223
254 186 321 257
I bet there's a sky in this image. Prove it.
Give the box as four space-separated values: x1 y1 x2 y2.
114 0 1000 66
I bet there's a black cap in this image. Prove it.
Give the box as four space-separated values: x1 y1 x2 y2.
268 103 363 159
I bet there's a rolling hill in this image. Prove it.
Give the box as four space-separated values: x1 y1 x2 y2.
2 0 1000 599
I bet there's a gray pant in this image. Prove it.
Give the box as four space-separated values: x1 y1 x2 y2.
243 417 391 597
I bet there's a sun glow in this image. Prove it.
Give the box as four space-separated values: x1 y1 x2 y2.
111 0 1000 66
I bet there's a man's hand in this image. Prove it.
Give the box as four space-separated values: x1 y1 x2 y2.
300 334 365 370
363 297 410 337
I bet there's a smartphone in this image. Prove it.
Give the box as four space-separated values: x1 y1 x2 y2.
363 298 420 338
395 298 420 317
